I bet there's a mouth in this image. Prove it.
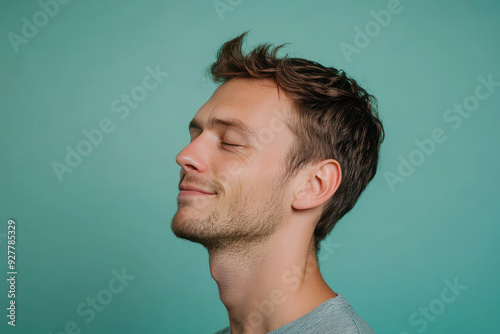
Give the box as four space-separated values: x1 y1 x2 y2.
178 184 217 197
178 190 217 196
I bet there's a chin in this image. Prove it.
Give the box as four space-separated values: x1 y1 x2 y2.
172 213 207 239
172 217 230 252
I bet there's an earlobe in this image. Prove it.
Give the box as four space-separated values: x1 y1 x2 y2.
291 159 342 211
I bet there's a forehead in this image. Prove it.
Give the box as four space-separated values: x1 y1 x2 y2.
193 78 293 131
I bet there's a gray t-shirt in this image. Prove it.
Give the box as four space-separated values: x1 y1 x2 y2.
214 293 375 334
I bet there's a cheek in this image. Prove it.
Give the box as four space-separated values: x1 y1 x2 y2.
256 150 285 180
245 164 283 196
214 160 241 190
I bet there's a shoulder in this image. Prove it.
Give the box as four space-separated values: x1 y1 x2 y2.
213 293 375 334
270 293 375 334
321 293 375 333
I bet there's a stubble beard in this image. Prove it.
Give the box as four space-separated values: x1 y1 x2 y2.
171 178 286 253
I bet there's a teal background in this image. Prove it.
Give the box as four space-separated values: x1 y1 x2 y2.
1 0 499 333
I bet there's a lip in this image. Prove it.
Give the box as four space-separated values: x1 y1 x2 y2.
178 184 216 196
178 190 216 197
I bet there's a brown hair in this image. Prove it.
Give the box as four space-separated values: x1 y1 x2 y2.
208 31 385 254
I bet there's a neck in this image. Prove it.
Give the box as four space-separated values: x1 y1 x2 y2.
208 228 336 334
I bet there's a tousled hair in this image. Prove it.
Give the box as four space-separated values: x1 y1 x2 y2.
208 32 384 254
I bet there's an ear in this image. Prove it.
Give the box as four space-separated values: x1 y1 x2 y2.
292 159 342 210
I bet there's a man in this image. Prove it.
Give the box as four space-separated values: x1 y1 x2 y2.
171 31 384 334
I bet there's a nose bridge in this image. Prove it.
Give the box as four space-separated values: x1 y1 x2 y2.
176 132 211 172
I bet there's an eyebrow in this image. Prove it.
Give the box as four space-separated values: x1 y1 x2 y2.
189 117 257 139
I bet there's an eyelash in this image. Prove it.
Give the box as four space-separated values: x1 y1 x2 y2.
221 142 241 147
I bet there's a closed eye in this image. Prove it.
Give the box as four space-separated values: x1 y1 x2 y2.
221 142 242 147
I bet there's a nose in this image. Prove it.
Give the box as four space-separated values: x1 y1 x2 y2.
175 134 210 174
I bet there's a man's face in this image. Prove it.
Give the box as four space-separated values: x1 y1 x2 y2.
171 78 296 251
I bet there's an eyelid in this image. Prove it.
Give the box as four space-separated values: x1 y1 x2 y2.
221 132 245 147
221 142 242 147
188 127 245 148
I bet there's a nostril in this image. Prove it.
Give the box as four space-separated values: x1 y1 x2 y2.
185 163 197 171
